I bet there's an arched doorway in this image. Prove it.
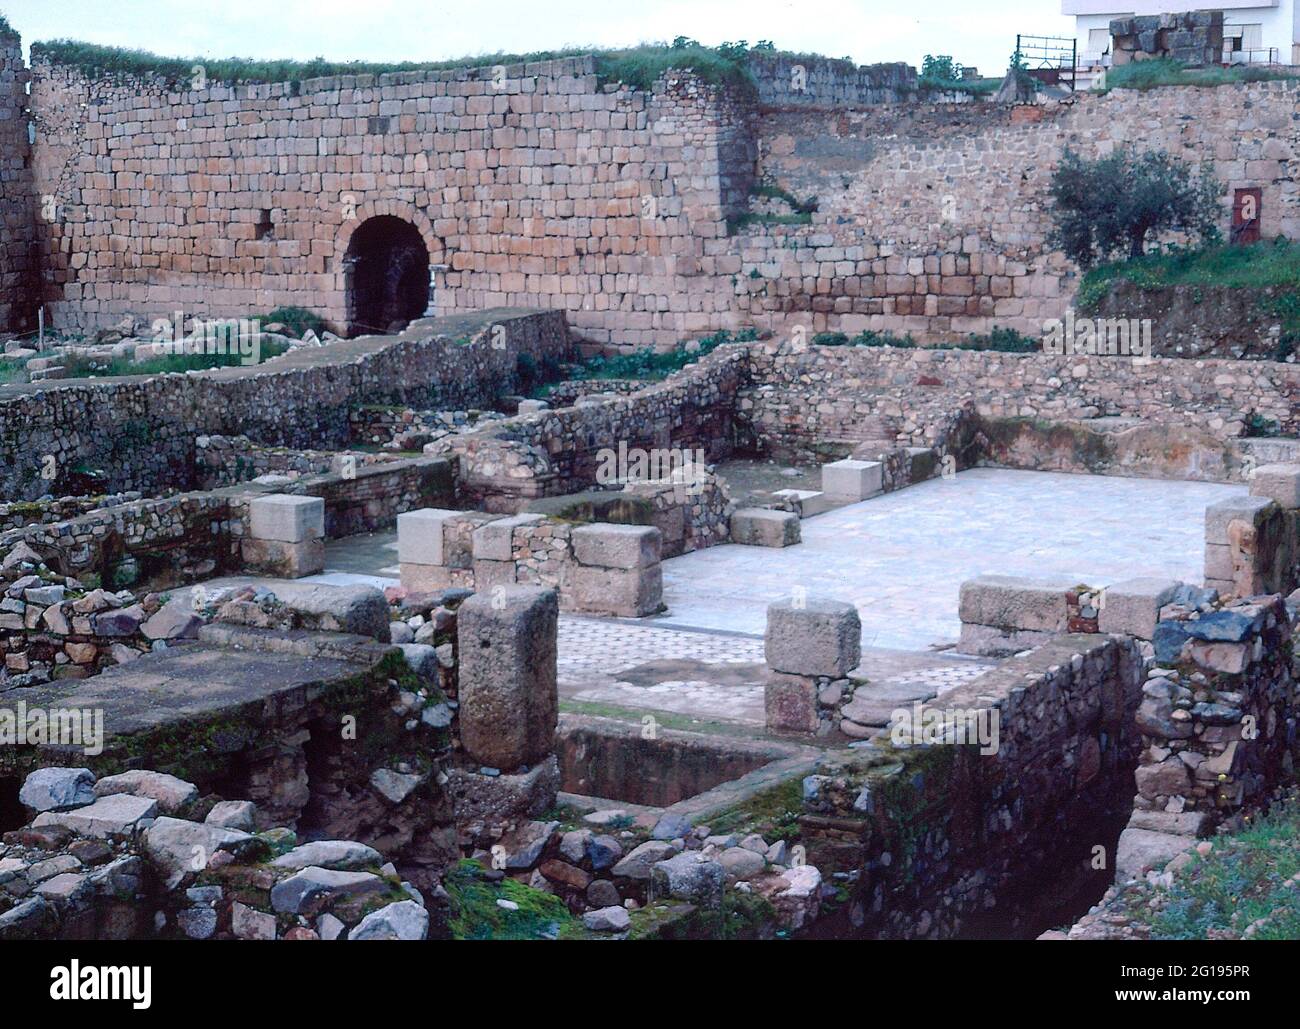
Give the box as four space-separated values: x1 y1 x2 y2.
344 216 430 336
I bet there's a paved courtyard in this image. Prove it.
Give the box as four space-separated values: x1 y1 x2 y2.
654 468 1243 651
292 467 1240 725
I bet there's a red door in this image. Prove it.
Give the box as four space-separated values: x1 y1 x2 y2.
1232 187 1261 244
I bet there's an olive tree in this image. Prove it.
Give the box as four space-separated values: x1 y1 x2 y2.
1048 146 1222 267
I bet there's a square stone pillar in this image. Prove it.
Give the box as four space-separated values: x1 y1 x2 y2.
562 523 663 617
456 586 558 771
243 494 325 577
764 597 861 735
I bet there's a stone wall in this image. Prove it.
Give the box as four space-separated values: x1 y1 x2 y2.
747 53 916 108
738 80 1299 342
20 45 1298 347
800 634 1144 938
24 53 743 347
0 492 143 533
0 308 565 501
1110 12 1223 67
740 342 1300 463
440 344 748 509
0 29 35 335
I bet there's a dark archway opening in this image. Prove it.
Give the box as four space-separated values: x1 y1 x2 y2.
345 216 430 337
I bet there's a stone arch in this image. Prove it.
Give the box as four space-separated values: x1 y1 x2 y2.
333 201 445 337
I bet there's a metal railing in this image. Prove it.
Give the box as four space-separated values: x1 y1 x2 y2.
1222 47 1279 65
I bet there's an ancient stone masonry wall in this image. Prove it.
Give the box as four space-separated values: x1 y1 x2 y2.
740 342 1300 463
440 344 749 509
746 54 916 109
0 29 36 334
800 635 1145 939
0 308 564 501
0 492 142 533
23 47 1300 346
739 80 1300 341
25 53 745 347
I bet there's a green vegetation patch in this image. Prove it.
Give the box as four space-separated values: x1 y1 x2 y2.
444 859 582 940
1099 57 1300 92
700 775 805 842
1116 790 1300 940
547 328 756 390
811 326 1037 352
59 338 290 379
917 55 999 97
1078 239 1300 361
29 37 794 93
261 306 326 338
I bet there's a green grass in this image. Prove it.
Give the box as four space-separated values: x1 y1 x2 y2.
260 306 326 338
0 13 15 39
1126 791 1300 940
30 38 775 93
1099 57 1300 92
60 338 290 379
700 776 805 842
548 328 756 389
1077 240 1300 361
444 859 581 940
917 74 1001 96
1079 239 1300 298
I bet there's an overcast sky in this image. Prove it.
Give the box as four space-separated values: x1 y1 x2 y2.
2 0 1074 78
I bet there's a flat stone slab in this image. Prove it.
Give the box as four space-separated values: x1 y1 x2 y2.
0 641 378 769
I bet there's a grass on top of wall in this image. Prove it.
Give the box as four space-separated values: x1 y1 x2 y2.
59 338 290 379
1111 789 1300 940
0 13 16 39
1077 239 1300 362
1078 239 1300 298
29 38 780 92
1098 57 1300 92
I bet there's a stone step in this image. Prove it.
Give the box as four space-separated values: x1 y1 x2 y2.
771 489 835 518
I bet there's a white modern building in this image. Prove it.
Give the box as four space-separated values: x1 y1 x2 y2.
1061 1 1300 66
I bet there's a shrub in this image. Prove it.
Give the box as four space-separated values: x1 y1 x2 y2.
260 306 326 339
1048 146 1222 268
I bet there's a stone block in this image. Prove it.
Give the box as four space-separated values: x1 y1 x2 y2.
730 508 800 547
821 459 883 500
956 622 1055 658
400 563 455 593
241 537 324 578
765 673 818 734
766 597 861 677
517 399 549 414
1115 827 1193 881
1249 463 1300 509
472 557 518 591
1204 495 1275 544
457 586 559 770
562 563 663 617
472 514 543 562
248 494 324 543
571 523 660 569
957 575 1071 633
1203 542 1233 582
397 507 461 566
1098 578 1180 640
